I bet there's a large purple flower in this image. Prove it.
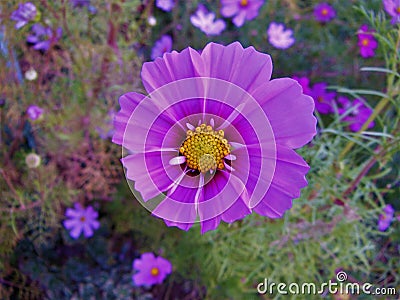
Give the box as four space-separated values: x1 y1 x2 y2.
309 82 336 114
113 42 316 233
383 0 400 24
132 253 172 286
337 97 374 132
11 2 37 29
357 25 378 58
27 24 62 51
220 0 264 27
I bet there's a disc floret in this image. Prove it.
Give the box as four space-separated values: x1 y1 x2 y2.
179 123 231 173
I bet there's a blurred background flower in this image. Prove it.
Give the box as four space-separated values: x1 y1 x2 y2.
190 5 226 36
11 2 37 29
313 2 336 23
132 253 172 286
151 35 173 60
267 22 295 49
357 24 378 58
63 203 100 239
220 0 264 27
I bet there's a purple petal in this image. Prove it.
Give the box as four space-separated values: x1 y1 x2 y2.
253 78 317 148
82 223 94 237
199 42 273 94
142 47 202 93
254 146 309 218
69 224 83 239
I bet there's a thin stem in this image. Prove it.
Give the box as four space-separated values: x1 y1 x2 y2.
0 169 25 209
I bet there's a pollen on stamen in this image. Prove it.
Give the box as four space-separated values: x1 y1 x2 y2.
179 123 232 173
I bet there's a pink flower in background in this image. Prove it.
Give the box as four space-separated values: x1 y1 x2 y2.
357 25 378 58
132 253 172 286
151 35 173 60
113 42 316 233
293 76 312 95
63 203 100 239
220 0 264 27
26 105 43 120
378 204 395 231
156 0 175 12
11 2 37 29
314 3 336 23
267 22 295 49
309 82 336 114
383 0 400 24
190 5 226 36
337 97 375 132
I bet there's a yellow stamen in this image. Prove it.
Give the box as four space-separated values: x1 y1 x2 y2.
150 267 159 276
179 123 231 173
240 0 248 7
361 38 369 46
321 8 328 16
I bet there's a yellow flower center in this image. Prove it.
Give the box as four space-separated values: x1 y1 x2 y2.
317 96 324 103
362 38 369 46
150 267 159 276
179 123 231 173
397 7 400 14
240 0 248 7
321 8 328 16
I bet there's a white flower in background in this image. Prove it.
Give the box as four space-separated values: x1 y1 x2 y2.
25 68 38 81
190 5 226 36
147 15 157 26
267 22 295 49
25 153 41 168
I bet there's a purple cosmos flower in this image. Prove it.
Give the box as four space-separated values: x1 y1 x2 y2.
293 76 312 95
313 3 336 23
383 0 400 24
63 203 100 239
337 97 375 132
26 105 43 120
27 24 62 51
151 35 173 60
112 42 316 234
156 0 175 12
221 0 265 27
190 5 226 36
357 25 378 58
267 22 295 49
309 82 336 114
378 204 395 231
11 2 37 29
132 253 172 286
